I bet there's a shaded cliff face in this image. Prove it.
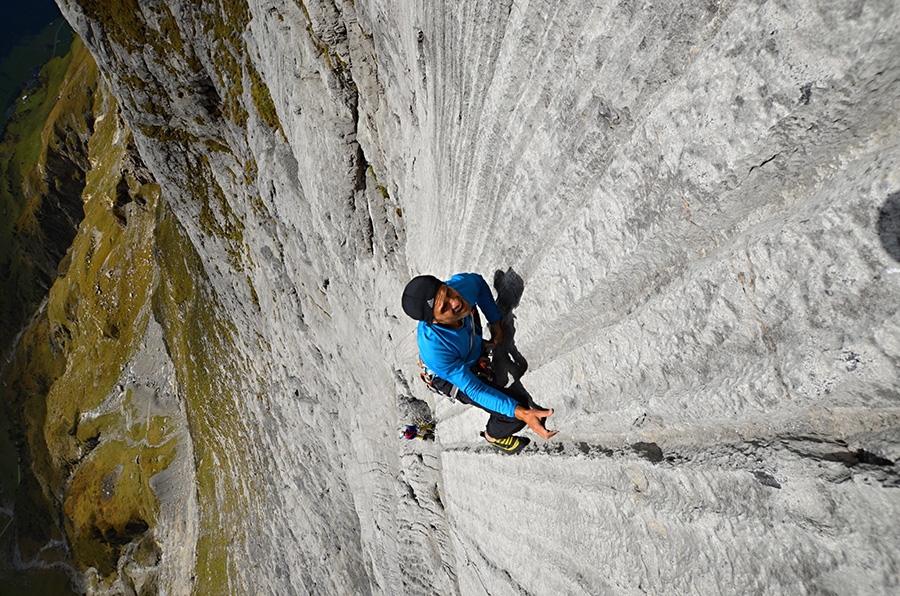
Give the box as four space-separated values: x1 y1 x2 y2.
12 0 897 593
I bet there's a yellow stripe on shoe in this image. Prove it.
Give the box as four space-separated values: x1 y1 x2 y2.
481 432 530 454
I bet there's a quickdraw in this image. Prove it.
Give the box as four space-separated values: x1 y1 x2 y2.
418 360 459 401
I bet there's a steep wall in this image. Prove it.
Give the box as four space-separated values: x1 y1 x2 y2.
23 0 900 593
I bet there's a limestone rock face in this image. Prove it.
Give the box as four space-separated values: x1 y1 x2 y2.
50 0 900 593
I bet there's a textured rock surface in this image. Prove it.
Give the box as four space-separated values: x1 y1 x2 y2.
21 0 900 593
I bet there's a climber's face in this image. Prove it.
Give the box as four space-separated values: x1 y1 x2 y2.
432 284 471 327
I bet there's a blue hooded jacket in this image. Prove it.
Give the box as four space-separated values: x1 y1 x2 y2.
417 273 519 418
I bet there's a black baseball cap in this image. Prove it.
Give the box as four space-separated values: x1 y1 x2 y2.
402 275 443 321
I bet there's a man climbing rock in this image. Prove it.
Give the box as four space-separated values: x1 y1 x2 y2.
402 272 558 453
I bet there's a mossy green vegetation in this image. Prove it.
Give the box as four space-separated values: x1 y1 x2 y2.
77 0 204 118
0 36 97 352
99 0 283 136
136 123 201 146
0 36 103 593
186 153 248 270
195 0 285 133
75 411 123 443
198 0 251 127
153 205 247 596
367 165 391 199
4 4 291 592
246 58 284 135
2 38 249 586
78 0 184 59
63 432 175 575
79 0 147 53
39 98 160 471
3 315 68 566
1 37 173 588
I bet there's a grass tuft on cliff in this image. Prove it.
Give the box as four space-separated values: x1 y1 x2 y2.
153 203 246 595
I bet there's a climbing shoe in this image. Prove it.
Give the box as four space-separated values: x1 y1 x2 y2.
481 432 530 454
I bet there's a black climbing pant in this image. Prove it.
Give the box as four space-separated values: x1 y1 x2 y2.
456 389 527 440
429 366 528 439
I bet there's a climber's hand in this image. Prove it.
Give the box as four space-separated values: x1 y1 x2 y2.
485 321 504 349
514 406 558 440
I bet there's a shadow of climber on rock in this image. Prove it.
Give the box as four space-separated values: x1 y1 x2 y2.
878 191 900 263
492 268 545 411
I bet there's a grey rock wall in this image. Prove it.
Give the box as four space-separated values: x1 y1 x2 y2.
56 0 899 593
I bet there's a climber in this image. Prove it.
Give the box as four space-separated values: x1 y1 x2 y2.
401 272 558 454
401 422 434 441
